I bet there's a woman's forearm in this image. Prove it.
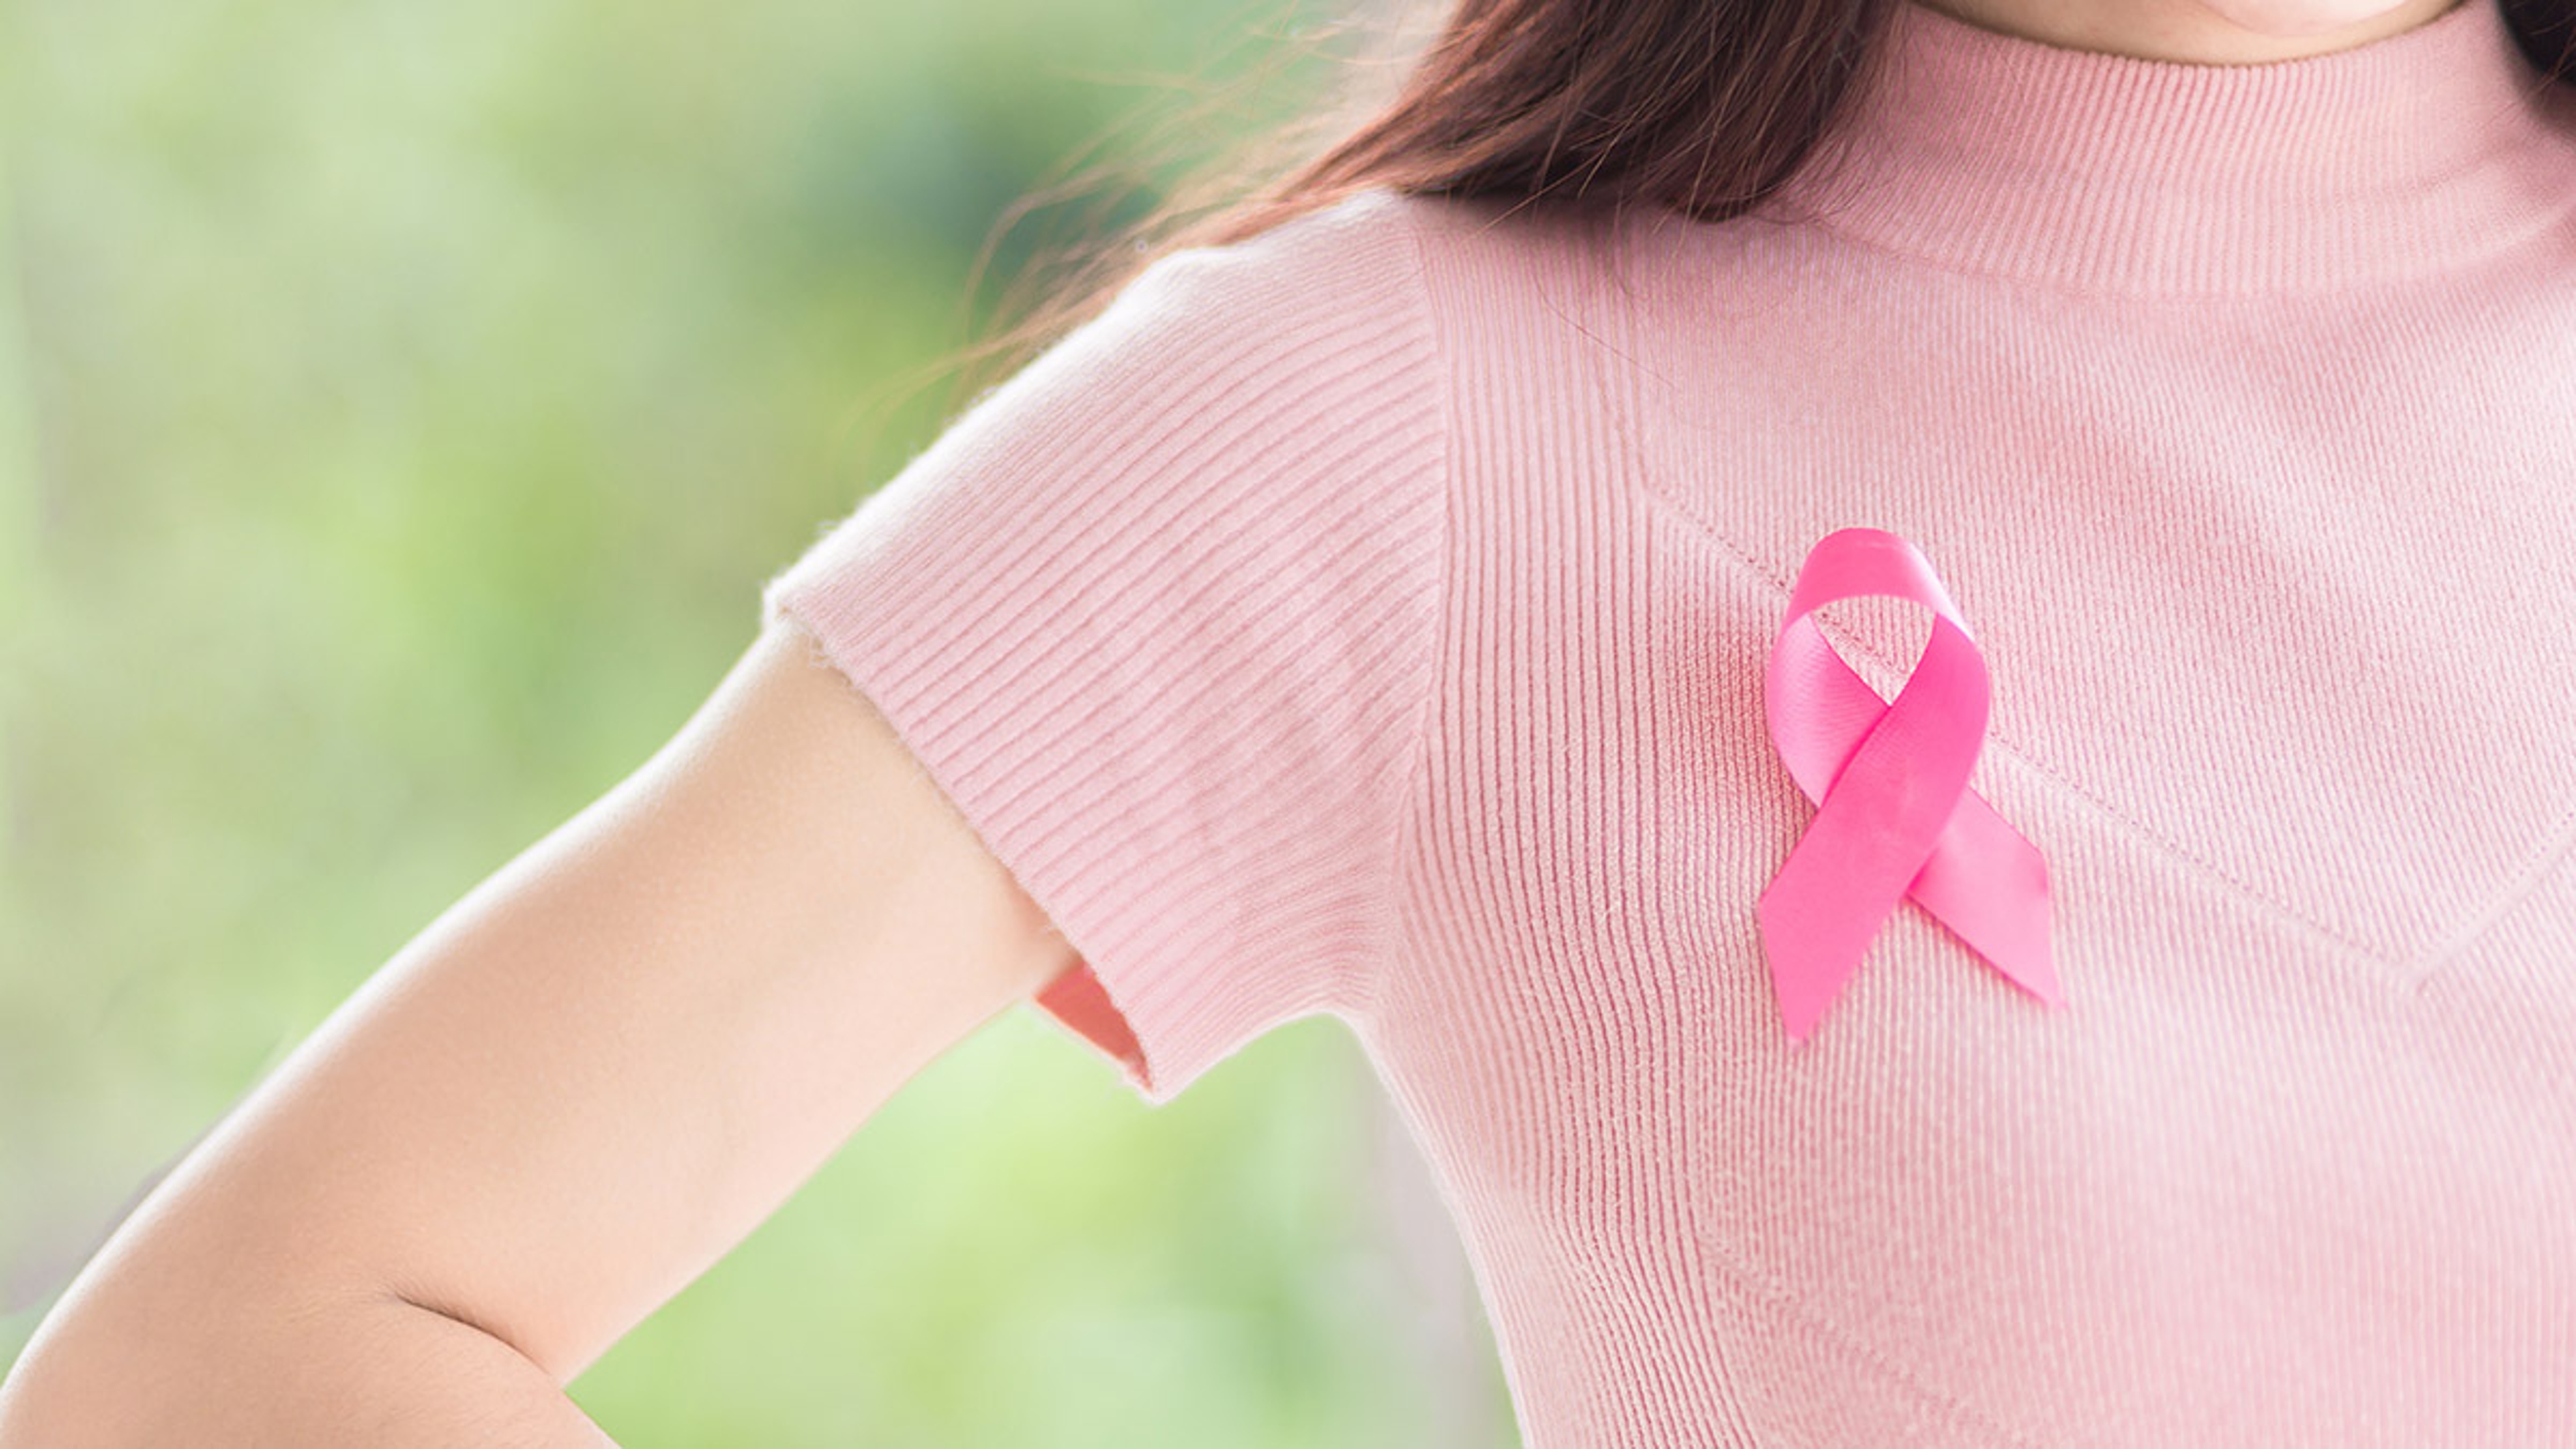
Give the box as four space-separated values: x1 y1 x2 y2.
0 1281 623 1448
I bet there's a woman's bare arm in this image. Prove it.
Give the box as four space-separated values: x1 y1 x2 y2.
0 612 1081 1445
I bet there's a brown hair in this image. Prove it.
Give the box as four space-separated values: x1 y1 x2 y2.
905 0 2576 425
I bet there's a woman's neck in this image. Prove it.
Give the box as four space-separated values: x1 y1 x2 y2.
1745 0 2576 297
1909 0 2467 65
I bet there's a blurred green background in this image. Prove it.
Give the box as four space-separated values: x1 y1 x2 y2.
0 0 1513 1441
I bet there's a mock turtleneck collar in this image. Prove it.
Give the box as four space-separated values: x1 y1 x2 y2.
1760 0 2576 297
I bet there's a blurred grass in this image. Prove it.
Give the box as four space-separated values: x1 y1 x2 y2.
0 0 1513 1441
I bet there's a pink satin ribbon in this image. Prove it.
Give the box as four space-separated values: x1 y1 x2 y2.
1756 527 2064 1044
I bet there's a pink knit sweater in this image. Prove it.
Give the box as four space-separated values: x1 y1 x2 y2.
760 0 2576 1441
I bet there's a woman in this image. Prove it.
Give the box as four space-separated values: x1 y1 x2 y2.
6 0 2573 1443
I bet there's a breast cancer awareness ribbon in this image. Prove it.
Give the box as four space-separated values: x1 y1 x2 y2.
1756 527 2063 1044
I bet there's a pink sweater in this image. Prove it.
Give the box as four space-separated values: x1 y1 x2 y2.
761 0 2576 1441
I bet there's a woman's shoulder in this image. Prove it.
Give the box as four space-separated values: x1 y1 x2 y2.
1214 182 1624 304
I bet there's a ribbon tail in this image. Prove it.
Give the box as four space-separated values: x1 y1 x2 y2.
1757 777 1941 1043
1758 863 1879 1044
1909 792 2063 1007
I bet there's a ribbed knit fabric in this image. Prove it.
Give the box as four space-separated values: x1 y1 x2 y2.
759 0 2576 1441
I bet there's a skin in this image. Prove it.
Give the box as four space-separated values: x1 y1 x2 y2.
0 616 1077 1438
1913 0 2471 63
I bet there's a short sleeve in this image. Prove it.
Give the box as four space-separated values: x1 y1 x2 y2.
757 186 1450 1106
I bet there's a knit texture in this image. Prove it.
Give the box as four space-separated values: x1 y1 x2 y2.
759 0 2576 1441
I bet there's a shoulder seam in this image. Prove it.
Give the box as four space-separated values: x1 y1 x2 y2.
1358 192 1452 1028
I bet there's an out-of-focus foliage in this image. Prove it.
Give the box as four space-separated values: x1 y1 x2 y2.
0 0 1513 1440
